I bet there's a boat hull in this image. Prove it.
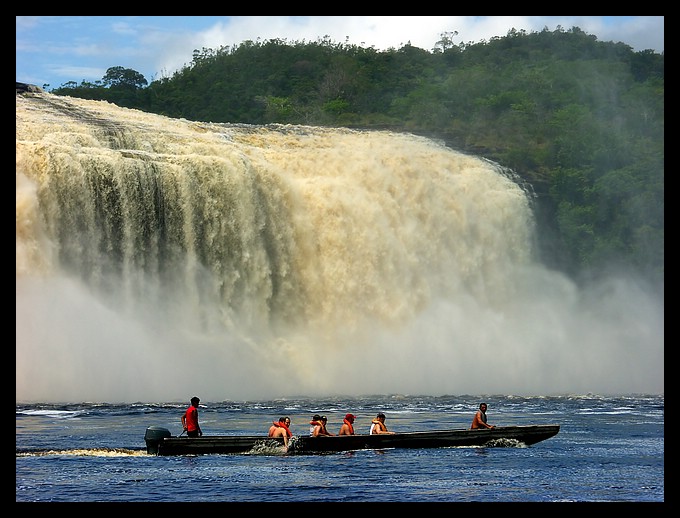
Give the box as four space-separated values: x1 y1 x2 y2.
145 425 560 456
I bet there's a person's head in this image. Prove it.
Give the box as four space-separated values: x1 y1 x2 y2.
280 417 291 426
479 403 488 411
345 413 355 423
191 396 200 406
321 416 327 423
376 412 386 421
312 414 321 421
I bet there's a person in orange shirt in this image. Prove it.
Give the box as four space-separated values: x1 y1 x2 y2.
470 402 496 429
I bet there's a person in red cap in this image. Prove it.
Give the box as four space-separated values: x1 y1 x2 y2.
338 413 356 435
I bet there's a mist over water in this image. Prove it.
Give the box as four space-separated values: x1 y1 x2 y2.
16 94 663 403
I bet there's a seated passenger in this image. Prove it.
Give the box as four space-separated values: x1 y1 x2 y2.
268 416 293 449
312 415 334 436
369 412 395 434
470 403 495 429
339 413 356 435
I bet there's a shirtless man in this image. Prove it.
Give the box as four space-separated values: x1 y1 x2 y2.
338 413 356 435
312 416 334 436
268 416 292 449
470 403 496 429
370 413 395 434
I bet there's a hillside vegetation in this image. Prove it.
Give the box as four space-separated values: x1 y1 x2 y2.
51 26 664 289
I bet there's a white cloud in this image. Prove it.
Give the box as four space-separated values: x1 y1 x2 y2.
16 16 663 90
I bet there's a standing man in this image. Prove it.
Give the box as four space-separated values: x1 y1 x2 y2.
470 402 495 429
181 396 203 437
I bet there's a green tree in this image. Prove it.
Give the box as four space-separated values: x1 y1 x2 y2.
103 66 148 89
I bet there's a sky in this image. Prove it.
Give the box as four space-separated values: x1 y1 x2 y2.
17 16 664 91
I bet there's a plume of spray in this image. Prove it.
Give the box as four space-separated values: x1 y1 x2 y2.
16 94 663 403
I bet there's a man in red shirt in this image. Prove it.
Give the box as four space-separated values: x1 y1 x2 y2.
181 396 203 437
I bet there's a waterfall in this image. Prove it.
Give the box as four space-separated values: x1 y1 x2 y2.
16 93 663 402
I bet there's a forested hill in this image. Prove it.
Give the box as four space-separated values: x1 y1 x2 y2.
49 26 664 289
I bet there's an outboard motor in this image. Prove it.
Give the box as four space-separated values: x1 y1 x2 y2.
144 426 172 455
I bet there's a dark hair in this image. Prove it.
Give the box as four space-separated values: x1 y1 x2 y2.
321 415 327 421
377 413 386 419
191 397 200 404
312 414 321 421
279 416 287 422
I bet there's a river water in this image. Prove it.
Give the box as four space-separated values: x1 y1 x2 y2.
16 394 663 503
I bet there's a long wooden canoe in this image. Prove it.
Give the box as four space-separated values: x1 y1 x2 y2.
144 424 560 456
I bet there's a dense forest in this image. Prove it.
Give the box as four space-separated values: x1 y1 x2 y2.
51 26 664 290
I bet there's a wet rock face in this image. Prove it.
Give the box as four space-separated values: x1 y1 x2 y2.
16 82 44 94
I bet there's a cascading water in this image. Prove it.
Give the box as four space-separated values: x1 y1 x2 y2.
16 93 663 403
